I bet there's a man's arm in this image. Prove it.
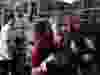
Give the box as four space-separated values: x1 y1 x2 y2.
0 23 11 59
41 53 56 64
39 53 56 72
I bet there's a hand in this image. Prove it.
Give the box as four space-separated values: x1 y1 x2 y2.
40 62 47 72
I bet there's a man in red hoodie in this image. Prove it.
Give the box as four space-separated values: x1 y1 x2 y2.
32 0 80 74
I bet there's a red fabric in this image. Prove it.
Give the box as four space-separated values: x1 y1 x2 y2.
32 32 54 66
32 72 47 75
71 16 80 24
32 47 41 65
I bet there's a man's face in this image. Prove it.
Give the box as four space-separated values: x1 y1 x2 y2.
51 16 70 32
